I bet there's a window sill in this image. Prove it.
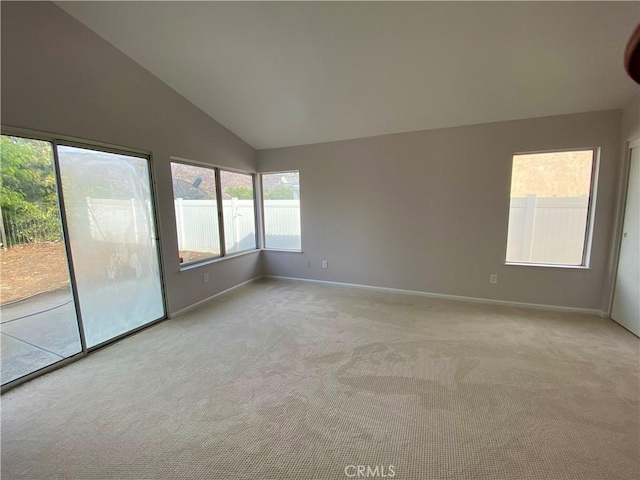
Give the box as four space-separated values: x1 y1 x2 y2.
505 262 591 270
261 248 303 253
180 249 260 271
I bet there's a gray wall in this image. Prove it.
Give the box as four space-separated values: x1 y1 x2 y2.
259 110 622 311
1 1 260 315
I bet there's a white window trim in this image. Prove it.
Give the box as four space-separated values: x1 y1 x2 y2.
504 262 591 270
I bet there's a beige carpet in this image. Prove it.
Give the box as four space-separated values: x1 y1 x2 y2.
1 278 639 479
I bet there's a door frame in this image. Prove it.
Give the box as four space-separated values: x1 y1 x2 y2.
603 137 640 318
0 125 169 392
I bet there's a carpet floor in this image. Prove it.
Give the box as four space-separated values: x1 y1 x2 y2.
1 278 638 479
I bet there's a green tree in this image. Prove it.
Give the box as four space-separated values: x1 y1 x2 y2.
264 186 294 200
225 185 254 200
0 135 61 244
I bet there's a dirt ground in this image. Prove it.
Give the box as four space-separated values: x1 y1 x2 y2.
0 242 70 304
179 250 220 265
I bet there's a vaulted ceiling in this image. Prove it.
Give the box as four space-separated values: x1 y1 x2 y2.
58 1 639 149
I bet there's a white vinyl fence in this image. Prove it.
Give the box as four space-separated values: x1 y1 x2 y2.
262 200 302 250
85 196 586 264
174 198 220 253
85 197 155 245
506 195 589 265
174 199 259 253
174 199 301 253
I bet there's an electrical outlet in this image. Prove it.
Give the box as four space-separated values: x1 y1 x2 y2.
203 273 210 283
306 260 311 267
322 260 328 269
490 274 498 284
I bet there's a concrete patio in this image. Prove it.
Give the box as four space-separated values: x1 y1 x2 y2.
1 287 81 384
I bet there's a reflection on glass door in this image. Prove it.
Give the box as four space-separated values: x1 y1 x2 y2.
0 135 82 385
56 145 165 348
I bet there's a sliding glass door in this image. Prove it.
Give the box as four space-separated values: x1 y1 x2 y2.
1 134 166 387
0 135 82 384
56 145 165 348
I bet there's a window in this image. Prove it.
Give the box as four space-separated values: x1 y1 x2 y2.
261 171 301 250
171 162 221 264
505 149 596 266
220 170 257 254
171 162 258 266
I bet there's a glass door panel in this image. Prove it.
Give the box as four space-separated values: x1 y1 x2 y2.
0 135 82 385
56 145 165 348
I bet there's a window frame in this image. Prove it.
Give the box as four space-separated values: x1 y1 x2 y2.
170 157 259 269
259 169 303 252
504 147 599 269
219 168 260 256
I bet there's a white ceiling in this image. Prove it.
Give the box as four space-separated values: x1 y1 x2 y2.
58 1 640 150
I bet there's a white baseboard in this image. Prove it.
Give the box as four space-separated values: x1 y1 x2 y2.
169 276 262 318
263 275 605 317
